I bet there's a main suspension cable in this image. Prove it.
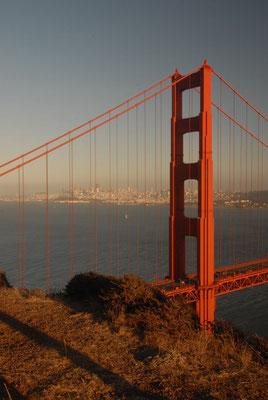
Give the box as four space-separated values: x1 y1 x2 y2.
211 67 268 122
1 66 204 178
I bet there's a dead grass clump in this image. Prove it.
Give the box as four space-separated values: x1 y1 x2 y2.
213 319 268 365
149 328 268 400
65 273 197 348
65 271 118 301
101 274 166 311
102 274 197 347
0 270 11 288
247 334 268 363
29 289 47 298
213 319 246 342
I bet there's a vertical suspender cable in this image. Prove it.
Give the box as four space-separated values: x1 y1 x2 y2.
240 128 242 262
144 95 147 280
127 104 130 274
46 146 49 294
116 119 119 277
250 131 253 259
95 129 97 272
109 116 112 275
160 86 163 279
216 109 220 267
22 157 25 288
136 107 139 275
257 116 260 258
219 81 222 267
154 95 158 279
69 137 74 279
245 105 248 261
228 119 231 265
18 168 21 288
261 140 263 257
89 127 93 271
232 93 236 264
69 137 72 278
171 81 176 291
71 141 74 277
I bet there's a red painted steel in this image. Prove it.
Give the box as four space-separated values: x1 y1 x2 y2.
169 68 183 281
0 74 175 170
95 129 98 272
22 161 25 289
116 120 119 276
136 107 139 275
109 118 112 275
194 87 268 148
215 268 268 295
154 266 268 303
46 149 49 294
187 257 268 278
144 97 147 280
160 89 163 279
127 106 130 274
210 67 268 122
18 169 22 288
166 285 199 303
69 140 74 279
154 96 158 279
169 62 215 329
197 62 215 329
1 61 267 332
0 66 204 178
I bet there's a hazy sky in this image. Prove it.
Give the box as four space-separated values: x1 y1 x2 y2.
0 0 267 193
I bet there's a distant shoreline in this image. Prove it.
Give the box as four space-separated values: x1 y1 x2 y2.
0 198 267 208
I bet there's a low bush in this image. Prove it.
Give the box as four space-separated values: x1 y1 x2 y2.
0 270 11 288
65 271 118 301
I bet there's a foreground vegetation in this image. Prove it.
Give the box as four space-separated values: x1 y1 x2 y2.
0 270 267 399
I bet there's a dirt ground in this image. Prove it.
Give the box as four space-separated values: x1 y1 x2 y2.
0 276 267 400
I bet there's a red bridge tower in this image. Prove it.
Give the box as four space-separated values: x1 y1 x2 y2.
169 61 215 329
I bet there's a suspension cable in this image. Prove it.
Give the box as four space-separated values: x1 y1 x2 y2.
211 67 268 122
0 74 175 170
1 66 204 177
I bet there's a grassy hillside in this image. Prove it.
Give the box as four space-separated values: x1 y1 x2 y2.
0 271 267 400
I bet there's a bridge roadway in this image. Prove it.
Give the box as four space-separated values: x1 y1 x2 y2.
152 257 268 303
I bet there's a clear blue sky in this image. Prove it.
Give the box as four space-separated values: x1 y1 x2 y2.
0 0 267 192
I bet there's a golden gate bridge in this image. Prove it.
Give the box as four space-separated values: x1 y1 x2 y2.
0 61 267 331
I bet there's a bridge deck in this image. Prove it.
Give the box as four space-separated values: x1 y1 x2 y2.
152 258 268 302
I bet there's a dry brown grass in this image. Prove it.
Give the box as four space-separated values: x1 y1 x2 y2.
100 275 197 348
0 271 267 400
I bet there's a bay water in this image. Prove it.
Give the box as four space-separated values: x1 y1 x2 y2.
0 201 267 337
